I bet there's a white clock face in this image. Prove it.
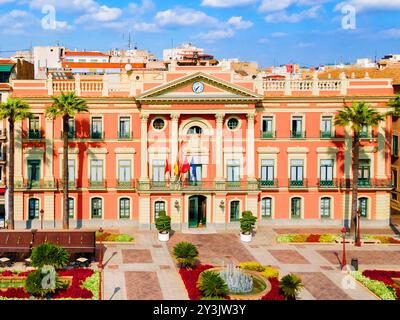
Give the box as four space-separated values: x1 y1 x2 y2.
192 81 204 94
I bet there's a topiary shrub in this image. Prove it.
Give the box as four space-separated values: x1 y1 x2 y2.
173 242 199 269
155 211 171 234
279 273 304 300
197 270 228 298
30 243 70 269
240 211 257 235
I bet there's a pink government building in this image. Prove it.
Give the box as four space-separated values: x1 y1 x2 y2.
2 63 394 230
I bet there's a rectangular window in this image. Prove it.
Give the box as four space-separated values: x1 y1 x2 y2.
27 160 40 187
320 198 331 218
392 170 398 190
291 116 303 138
320 160 334 186
290 159 304 186
261 160 274 185
90 160 103 182
262 116 274 138
119 117 131 139
227 160 240 182
154 201 166 220
29 199 39 219
261 198 272 218
119 160 131 182
68 198 74 218
358 159 371 186
67 118 75 139
291 198 301 218
29 116 41 139
91 117 103 139
91 198 102 218
152 160 165 182
321 116 332 138
119 198 130 219
393 135 399 156
68 159 75 184
230 201 240 221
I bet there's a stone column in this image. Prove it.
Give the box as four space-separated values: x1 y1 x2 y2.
171 113 180 177
44 118 54 187
246 113 256 179
140 114 149 181
139 195 151 230
215 113 225 180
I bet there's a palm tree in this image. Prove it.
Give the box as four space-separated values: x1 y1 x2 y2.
279 274 304 300
334 102 385 231
387 95 400 117
0 98 31 229
45 92 88 230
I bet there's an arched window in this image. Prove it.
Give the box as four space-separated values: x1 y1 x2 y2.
68 198 75 219
28 198 39 220
230 200 240 221
261 197 272 218
91 198 103 218
187 126 203 135
291 197 301 218
320 197 331 218
154 201 166 220
358 197 368 218
119 198 130 219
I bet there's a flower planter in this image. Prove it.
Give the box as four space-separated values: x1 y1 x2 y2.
158 232 170 242
240 233 252 243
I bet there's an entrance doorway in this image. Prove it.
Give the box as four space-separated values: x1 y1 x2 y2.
188 195 207 228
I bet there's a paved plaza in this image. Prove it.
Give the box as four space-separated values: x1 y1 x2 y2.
101 226 400 300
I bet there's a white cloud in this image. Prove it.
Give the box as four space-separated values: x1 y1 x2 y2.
29 0 98 12
258 38 270 43
227 16 253 29
296 42 315 47
155 8 218 27
129 0 155 15
196 28 235 41
76 5 122 23
0 0 15 5
0 10 37 34
335 0 400 11
265 5 321 23
201 0 257 8
259 0 296 12
381 28 400 39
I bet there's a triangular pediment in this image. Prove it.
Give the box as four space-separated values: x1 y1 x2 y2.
136 72 262 103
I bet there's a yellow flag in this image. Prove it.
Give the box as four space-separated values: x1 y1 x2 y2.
174 162 179 176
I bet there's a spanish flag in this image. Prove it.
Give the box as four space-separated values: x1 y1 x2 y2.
174 160 180 177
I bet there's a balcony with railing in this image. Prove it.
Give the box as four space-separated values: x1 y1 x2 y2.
118 131 133 140
318 179 339 189
28 130 42 140
90 131 104 140
117 180 135 189
320 130 336 139
259 179 279 189
18 179 56 190
290 131 306 139
289 179 308 189
89 180 107 190
260 130 276 139
340 178 393 190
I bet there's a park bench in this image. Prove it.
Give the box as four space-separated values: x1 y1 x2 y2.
0 231 32 254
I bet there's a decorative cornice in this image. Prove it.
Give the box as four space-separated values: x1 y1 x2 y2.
257 147 280 154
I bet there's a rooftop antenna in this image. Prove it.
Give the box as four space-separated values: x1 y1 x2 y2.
128 32 131 50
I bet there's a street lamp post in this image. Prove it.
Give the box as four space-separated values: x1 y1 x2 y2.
98 227 103 300
355 209 362 247
341 227 347 270
40 209 44 230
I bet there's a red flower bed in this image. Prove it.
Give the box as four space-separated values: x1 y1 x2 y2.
362 270 400 300
306 234 321 243
261 277 285 300
0 268 95 300
179 264 214 300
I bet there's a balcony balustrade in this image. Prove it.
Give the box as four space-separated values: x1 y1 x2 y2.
290 131 306 139
260 130 276 139
289 179 308 189
318 179 339 189
117 180 135 189
118 131 133 140
89 180 107 189
259 179 279 189
28 130 42 140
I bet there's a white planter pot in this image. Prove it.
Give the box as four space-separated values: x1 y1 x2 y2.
158 232 170 242
240 233 252 243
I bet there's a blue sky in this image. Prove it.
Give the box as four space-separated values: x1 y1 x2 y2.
0 0 400 67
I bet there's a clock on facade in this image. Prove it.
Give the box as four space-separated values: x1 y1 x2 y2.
192 81 204 94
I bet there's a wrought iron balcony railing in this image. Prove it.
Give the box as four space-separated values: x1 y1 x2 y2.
89 180 106 189
90 131 104 140
290 131 306 139
136 180 259 191
340 178 393 189
259 179 279 189
118 131 132 140
289 179 308 188
318 179 339 189
320 130 336 139
28 130 42 140
117 180 135 189
260 130 276 139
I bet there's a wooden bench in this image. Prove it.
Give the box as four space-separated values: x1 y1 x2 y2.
0 231 32 254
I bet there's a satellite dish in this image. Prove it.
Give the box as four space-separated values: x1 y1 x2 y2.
125 64 132 72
